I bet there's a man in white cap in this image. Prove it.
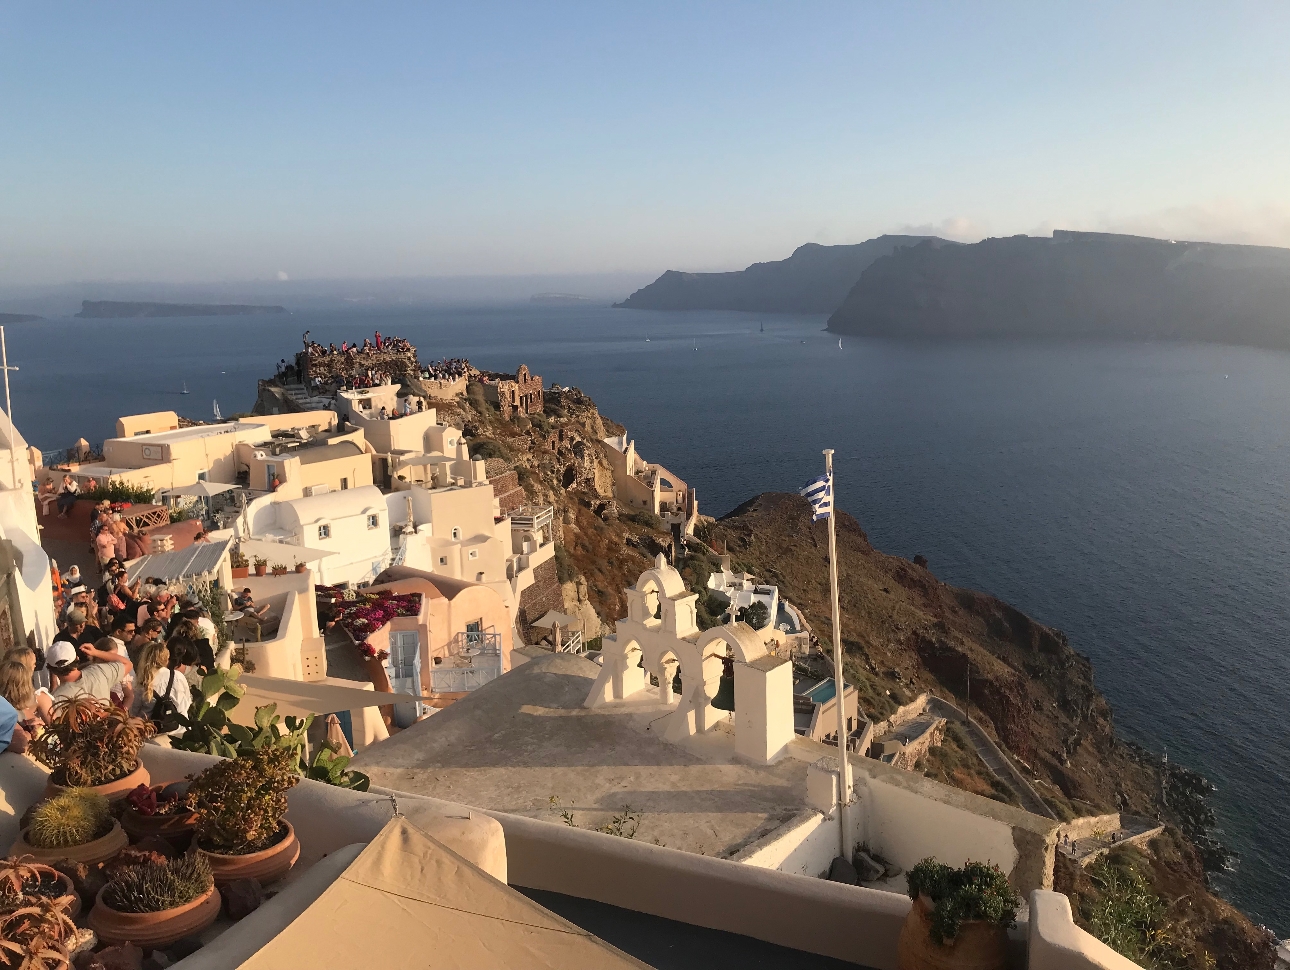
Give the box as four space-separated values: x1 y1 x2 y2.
47 639 133 706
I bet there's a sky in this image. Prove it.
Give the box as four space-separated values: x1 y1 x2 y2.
3 2 1289 285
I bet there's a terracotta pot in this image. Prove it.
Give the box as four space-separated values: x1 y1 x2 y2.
10 820 129 867
195 822 300 886
897 895 1007 970
231 566 249 579
89 883 221 948
121 805 199 853
11 865 81 919
295 563 307 573
254 564 267 576
271 568 287 577
45 761 150 802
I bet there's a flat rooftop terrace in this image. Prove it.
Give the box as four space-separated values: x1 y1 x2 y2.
352 653 811 858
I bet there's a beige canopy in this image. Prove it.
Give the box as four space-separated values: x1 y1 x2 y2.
235 675 417 723
530 610 579 629
238 816 651 969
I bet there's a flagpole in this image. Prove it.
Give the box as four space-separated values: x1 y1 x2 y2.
824 448 853 858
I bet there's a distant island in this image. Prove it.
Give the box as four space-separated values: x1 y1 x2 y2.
75 300 288 319
0 313 42 324
530 292 594 305
827 231 1290 351
615 235 944 313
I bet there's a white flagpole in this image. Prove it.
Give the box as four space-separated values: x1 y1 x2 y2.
824 448 853 858
1 328 19 492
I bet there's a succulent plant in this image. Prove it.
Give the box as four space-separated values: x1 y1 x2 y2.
187 746 300 855
906 858 1020 946
26 790 111 850
101 855 213 914
0 895 76 970
0 859 71 913
29 697 154 787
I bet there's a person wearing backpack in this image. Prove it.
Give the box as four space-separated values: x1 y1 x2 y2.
132 637 197 736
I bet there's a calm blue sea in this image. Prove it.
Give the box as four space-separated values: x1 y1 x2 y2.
9 306 1289 932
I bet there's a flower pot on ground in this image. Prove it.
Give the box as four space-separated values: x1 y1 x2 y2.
269 563 288 577
187 746 301 886
253 557 268 577
9 789 129 866
120 784 198 853
31 696 154 801
0 856 82 919
89 854 220 948
294 562 307 573
897 859 1018 970
231 566 249 579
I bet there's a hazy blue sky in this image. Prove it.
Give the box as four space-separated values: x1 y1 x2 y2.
3 2 1288 284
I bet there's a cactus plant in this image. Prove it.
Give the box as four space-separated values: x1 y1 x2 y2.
29 696 154 787
26 790 111 850
0 859 72 913
100 856 213 914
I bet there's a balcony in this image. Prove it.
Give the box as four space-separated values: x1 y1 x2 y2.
509 504 554 536
430 631 503 693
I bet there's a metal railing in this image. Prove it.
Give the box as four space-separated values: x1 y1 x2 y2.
430 630 502 693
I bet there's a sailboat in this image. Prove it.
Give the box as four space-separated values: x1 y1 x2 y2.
213 399 222 421
838 338 843 350
760 321 764 333
181 381 189 395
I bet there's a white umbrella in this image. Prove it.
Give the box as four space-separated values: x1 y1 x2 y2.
160 481 241 498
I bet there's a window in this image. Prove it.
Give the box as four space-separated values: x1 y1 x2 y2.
468 549 478 560
451 527 460 540
439 556 448 566
367 514 379 529
476 572 485 582
341 478 349 490
318 524 331 540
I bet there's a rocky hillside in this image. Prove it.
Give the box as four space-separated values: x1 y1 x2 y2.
615 236 943 313
448 379 1272 969
709 492 1274 970
826 230 1290 351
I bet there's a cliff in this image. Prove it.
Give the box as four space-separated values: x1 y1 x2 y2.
75 300 287 318
615 236 945 313
827 231 1290 350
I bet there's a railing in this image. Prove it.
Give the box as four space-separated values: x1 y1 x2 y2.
430 630 503 693
555 631 585 655
509 505 554 534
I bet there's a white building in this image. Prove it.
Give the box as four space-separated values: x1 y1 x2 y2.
0 412 54 652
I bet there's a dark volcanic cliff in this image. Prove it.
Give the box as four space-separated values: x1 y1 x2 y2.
827 231 1290 350
616 236 944 313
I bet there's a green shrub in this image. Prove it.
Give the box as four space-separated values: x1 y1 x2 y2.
554 544 577 584
101 855 213 914
1084 857 1192 968
625 509 665 532
906 858 1019 945
737 601 770 630
27 789 111 849
187 746 300 854
469 439 511 462
86 481 157 505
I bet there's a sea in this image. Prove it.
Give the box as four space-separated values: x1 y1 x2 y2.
8 305 1289 933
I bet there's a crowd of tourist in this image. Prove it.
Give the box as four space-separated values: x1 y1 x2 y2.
420 357 470 382
0 560 222 753
301 329 414 360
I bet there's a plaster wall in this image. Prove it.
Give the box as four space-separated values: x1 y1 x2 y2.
116 411 179 437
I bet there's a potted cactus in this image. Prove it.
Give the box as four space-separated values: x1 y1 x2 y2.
120 783 199 852
186 746 301 886
0 856 81 920
0 894 79 970
253 556 268 577
8 789 128 866
897 859 1019 970
88 853 220 948
30 696 154 800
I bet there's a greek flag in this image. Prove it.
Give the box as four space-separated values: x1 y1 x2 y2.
799 474 832 521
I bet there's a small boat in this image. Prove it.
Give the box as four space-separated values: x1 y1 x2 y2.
181 381 189 395
760 322 764 333
213 399 222 421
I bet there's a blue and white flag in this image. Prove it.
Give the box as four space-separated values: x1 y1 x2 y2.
799 474 832 521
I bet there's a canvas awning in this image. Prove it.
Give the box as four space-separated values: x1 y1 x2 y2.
235 675 417 722
530 610 579 629
237 816 651 970
124 539 232 584
160 481 241 498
